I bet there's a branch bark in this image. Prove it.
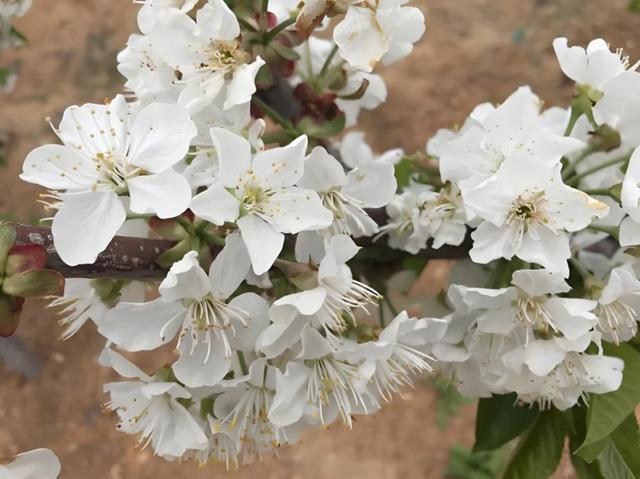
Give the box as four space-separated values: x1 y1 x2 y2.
13 221 473 280
14 225 173 280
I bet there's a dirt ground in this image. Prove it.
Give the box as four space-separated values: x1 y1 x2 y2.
1 0 639 478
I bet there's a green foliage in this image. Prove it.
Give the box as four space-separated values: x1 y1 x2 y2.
629 0 640 12
445 444 503 479
394 158 413 190
577 343 640 454
474 393 538 452
433 378 471 429
502 409 567 479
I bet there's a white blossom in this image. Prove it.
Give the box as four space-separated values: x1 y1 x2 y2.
333 0 425 72
100 349 208 459
553 37 635 92
594 264 640 344
465 160 608 276
20 95 196 266
154 0 265 114
100 237 268 387
298 146 396 238
190 128 333 274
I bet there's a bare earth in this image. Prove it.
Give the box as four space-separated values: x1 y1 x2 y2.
1 1 639 478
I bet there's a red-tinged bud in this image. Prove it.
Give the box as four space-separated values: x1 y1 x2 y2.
5 245 47 276
253 11 278 29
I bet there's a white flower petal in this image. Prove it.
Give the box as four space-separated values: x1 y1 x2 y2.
191 183 241 226
127 169 192 218
237 214 284 275
52 190 126 266
159 250 211 301
99 298 185 351
5 449 61 479
128 102 197 173
20 145 98 190
209 232 251 300
252 135 308 189
264 187 334 233
224 58 265 110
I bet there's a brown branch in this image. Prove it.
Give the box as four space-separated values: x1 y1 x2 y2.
15 225 173 280
13 221 473 280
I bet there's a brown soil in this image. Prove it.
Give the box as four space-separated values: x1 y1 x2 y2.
1 1 639 478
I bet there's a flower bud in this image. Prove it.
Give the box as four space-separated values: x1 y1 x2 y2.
2 270 64 298
589 124 622 152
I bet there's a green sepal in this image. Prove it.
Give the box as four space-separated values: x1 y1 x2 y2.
297 113 346 140
90 279 126 307
156 238 195 269
2 270 65 298
0 222 17 278
270 42 301 62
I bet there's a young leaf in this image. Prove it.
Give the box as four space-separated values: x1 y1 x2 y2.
578 343 640 452
502 409 566 479
598 442 635 479
474 393 538 452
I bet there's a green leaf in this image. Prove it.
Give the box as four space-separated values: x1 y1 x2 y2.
433 378 471 430
445 444 503 479
502 409 566 479
474 393 538 452
630 0 640 13
578 343 640 452
600 414 640 477
394 158 413 190
571 454 605 479
598 442 635 479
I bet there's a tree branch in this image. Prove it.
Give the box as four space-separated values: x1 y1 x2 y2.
12 222 474 280
14 225 172 280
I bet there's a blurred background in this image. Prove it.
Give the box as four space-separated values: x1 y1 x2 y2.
1 1 639 477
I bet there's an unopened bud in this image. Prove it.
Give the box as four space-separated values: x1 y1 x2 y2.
4 245 47 277
589 124 622 152
2 270 64 298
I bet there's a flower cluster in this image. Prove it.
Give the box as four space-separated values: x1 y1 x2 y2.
18 0 439 466
382 37 640 409
15 0 640 472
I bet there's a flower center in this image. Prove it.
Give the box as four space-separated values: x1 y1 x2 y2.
306 357 365 427
515 295 555 338
204 40 249 76
322 188 368 236
179 295 248 359
506 190 548 248
94 152 142 193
